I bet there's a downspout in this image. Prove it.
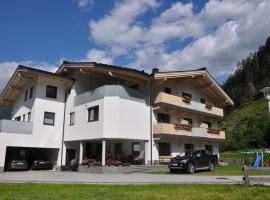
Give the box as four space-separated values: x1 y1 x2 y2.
149 75 153 165
60 80 75 170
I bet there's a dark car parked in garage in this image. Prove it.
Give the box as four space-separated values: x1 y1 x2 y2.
7 159 29 171
31 160 53 170
168 150 218 174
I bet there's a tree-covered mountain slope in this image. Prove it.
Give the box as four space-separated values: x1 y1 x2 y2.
220 98 270 151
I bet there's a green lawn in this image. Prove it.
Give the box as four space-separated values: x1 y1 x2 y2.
0 183 270 200
149 165 270 176
220 151 243 159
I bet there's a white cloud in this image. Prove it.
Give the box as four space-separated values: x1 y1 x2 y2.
0 61 57 93
88 0 270 80
78 0 94 9
89 0 159 55
85 49 113 64
136 0 270 78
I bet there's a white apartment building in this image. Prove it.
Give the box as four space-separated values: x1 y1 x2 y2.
0 62 233 172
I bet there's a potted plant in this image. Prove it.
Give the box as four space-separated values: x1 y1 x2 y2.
174 122 192 130
182 95 192 104
207 128 221 134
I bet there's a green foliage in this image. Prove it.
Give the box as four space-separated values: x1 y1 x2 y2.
221 37 270 151
220 99 270 151
223 36 270 108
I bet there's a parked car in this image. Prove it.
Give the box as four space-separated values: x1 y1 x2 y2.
168 150 218 174
31 160 52 170
7 159 29 171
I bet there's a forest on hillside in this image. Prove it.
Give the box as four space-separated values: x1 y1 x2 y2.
221 36 270 151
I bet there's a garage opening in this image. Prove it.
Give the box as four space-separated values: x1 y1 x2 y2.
4 147 59 171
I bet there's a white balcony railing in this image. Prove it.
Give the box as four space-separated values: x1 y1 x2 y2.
0 120 33 134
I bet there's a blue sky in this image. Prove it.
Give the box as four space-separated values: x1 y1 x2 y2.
1 0 270 90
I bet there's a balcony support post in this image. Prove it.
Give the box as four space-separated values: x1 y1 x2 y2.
102 140 106 166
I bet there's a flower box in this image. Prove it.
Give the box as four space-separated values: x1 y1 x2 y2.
174 123 192 131
207 128 221 134
205 103 213 109
182 95 192 103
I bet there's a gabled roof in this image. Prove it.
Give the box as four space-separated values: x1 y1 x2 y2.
153 68 234 106
0 65 73 106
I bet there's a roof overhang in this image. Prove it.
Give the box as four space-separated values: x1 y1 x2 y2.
0 65 73 106
153 70 234 107
56 61 149 82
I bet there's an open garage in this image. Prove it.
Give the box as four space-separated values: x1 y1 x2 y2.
4 147 59 171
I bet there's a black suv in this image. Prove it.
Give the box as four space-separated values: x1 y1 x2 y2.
168 150 218 174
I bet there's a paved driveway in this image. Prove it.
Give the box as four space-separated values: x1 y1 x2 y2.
0 171 244 184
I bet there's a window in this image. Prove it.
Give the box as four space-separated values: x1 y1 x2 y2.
182 92 192 99
164 87 171 94
46 85 57 99
15 116 21 121
24 90 28 101
43 112 55 126
23 114 26 122
132 142 141 156
27 112 31 122
183 117 193 125
200 98 206 104
29 87 34 99
157 113 170 123
203 121 212 128
88 106 99 122
70 112 75 126
185 144 194 153
158 142 171 156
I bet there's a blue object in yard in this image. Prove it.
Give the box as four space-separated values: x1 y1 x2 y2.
253 155 262 167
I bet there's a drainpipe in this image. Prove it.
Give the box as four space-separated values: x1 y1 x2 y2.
149 76 153 165
60 80 75 171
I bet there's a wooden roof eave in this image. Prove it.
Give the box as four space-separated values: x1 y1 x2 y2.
154 70 234 107
0 68 74 106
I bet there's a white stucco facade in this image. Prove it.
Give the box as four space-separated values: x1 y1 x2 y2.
0 63 232 171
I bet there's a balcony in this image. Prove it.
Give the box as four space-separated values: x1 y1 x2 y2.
0 120 33 134
153 123 225 140
74 85 148 107
154 92 223 118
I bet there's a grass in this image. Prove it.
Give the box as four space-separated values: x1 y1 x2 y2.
0 183 270 200
220 151 243 159
148 165 270 176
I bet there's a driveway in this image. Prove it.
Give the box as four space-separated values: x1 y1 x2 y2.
0 171 244 184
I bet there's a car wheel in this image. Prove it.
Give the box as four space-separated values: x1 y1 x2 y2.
187 164 195 174
208 162 214 171
170 169 177 173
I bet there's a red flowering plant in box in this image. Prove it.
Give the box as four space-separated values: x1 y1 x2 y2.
205 102 213 109
182 95 192 103
174 121 192 131
207 128 221 134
